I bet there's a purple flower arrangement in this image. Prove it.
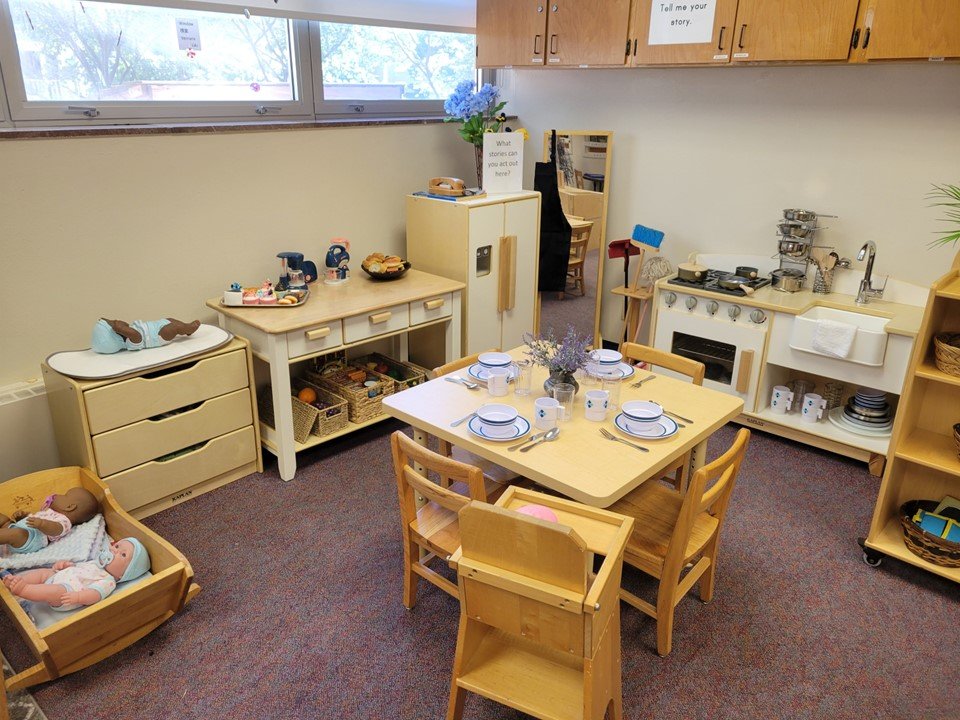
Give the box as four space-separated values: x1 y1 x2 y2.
523 326 592 375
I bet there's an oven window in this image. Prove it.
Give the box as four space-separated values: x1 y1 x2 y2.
671 332 736 385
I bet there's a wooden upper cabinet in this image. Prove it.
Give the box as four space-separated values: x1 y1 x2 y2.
730 0 861 62
476 0 548 67
629 0 741 65
850 0 960 61
546 0 633 66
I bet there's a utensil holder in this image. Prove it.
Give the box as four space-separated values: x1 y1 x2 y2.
813 267 834 294
822 381 845 410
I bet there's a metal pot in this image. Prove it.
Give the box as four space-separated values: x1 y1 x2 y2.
783 208 818 223
677 252 709 282
778 238 809 258
735 265 758 279
718 274 753 290
771 268 806 293
777 220 817 239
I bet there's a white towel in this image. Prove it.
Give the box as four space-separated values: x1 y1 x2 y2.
0 514 106 570
812 319 857 358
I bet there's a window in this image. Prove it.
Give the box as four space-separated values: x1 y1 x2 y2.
0 0 313 123
312 22 476 116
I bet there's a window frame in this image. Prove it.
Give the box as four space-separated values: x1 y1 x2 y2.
0 56 10 127
0 1 315 125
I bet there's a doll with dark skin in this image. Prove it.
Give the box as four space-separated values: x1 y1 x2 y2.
91 318 201 354
0 488 99 554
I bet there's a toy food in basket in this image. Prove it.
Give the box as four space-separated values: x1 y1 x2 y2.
361 253 411 280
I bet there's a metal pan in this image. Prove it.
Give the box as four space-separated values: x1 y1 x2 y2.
718 275 753 290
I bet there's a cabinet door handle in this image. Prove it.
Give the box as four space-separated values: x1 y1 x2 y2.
851 27 861 49
305 326 331 341
738 24 747 49
423 298 445 311
736 349 754 394
534 34 542 55
718 25 726 51
862 27 871 49
369 311 392 325
633 38 638 56
549 34 558 55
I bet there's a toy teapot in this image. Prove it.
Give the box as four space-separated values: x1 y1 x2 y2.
324 239 351 285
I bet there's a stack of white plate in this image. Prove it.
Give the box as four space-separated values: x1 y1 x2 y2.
827 387 893 437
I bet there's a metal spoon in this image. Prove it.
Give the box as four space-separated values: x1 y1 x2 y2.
519 426 560 452
445 376 479 390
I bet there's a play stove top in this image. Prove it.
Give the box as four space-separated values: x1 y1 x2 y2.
667 270 772 297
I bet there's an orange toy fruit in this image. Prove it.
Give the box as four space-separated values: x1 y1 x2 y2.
297 387 317 404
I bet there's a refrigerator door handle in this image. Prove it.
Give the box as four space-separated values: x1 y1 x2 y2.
498 235 517 313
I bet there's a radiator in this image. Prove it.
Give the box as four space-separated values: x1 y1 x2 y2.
0 381 61 482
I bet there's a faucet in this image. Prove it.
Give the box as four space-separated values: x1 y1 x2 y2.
856 241 884 304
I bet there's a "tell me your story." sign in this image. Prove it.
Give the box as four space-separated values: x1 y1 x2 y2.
648 1 717 45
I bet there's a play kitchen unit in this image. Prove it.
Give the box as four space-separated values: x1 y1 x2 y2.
652 210 925 476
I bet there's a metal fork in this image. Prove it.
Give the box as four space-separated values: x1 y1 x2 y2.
599 427 649 452
630 374 657 389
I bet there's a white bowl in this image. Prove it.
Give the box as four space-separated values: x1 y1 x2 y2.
476 403 518 426
592 349 623 366
621 400 663 422
478 352 513 368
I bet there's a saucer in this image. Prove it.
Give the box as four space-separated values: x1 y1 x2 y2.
467 363 518 382
614 413 679 440
828 408 892 437
467 415 530 442
586 361 636 380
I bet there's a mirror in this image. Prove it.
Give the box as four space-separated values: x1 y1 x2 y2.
538 130 612 347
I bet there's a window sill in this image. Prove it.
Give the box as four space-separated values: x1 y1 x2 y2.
0 115 455 140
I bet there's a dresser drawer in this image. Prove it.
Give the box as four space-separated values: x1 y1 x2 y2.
409 293 453 327
106 425 257 512
84 350 248 435
286 320 344 360
342 302 410 344
93 389 252 477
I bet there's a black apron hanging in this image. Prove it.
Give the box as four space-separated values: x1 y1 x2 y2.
535 130 572 293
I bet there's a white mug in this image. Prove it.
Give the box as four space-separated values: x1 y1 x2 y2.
801 393 827 423
770 385 794 414
534 397 560 430
486 367 510 397
584 390 609 422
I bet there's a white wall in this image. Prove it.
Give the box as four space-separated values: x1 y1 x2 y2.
508 63 960 341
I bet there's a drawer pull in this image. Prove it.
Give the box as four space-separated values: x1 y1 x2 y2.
423 298 445 311
369 311 392 325
305 326 332 341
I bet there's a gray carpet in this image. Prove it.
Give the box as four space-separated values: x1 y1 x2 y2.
539 248 600 341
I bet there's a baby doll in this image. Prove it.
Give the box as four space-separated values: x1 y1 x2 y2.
91 318 201 354
0 487 99 555
2 537 151 611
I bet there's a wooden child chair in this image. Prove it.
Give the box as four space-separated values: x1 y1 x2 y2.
561 215 593 299
447 487 634 720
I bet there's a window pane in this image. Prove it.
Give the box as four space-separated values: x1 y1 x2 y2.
8 0 297 103
319 23 474 101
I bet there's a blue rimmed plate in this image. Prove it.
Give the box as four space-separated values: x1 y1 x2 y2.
467 363 519 382
467 415 531 442
614 413 679 440
586 361 636 380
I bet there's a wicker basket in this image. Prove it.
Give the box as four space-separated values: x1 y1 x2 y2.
934 333 960 376
954 423 960 459
306 366 395 423
352 353 426 391
291 378 349 438
899 500 960 568
258 389 319 445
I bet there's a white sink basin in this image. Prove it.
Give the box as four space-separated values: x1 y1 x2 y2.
790 306 890 366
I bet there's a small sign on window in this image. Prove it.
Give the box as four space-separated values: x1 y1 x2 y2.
176 18 201 51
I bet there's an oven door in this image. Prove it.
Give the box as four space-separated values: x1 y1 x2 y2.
653 309 766 412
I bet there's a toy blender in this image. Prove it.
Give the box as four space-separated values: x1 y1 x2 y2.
278 252 308 292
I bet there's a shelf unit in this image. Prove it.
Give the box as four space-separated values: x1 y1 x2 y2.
862 252 960 581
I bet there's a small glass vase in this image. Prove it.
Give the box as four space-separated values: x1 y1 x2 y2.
544 369 579 395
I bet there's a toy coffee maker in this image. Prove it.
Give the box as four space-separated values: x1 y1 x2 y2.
277 252 316 291
324 239 351 285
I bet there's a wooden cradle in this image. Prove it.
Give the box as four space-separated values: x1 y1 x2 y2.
0 466 199 690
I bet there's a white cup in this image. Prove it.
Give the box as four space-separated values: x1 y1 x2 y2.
584 390 609 422
486 367 510 397
534 397 560 430
770 385 794 414
801 393 827 423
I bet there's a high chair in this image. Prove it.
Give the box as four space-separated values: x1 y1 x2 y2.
616 428 750 656
447 487 634 720
391 431 505 608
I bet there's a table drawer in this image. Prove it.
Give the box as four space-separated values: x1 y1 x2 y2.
84 349 248 434
93 389 252 477
106 425 257 512
287 320 344 360
342 302 410 344
410 293 453 326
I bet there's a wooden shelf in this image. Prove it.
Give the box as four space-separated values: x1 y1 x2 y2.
456 626 584 720
895 429 960 477
752 407 890 455
866 517 960 583
936 275 960 300
259 413 390 453
915 360 960 388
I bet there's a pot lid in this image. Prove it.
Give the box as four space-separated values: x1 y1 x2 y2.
772 268 806 278
678 252 708 272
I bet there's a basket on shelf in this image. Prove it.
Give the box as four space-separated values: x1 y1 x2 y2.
352 352 426 392
954 423 960 459
934 333 960 376
258 389 319 445
899 500 960 568
291 377 349 438
306 365 395 423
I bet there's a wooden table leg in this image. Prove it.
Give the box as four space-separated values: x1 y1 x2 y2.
266 334 297 482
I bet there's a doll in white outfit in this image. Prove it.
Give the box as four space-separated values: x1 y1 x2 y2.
3 537 151 611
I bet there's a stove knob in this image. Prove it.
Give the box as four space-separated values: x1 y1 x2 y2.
728 304 741 321
706 300 719 316
685 296 698 311
663 291 677 307
749 309 767 324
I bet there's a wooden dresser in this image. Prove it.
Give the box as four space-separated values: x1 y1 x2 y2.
41 337 262 518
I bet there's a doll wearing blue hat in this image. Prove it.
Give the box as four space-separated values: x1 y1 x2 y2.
91 318 200 354
2 537 151 611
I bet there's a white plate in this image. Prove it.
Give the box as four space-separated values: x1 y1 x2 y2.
614 413 679 440
840 412 892 430
586 361 636 380
467 363 519 382
828 408 892 437
467 415 531 442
